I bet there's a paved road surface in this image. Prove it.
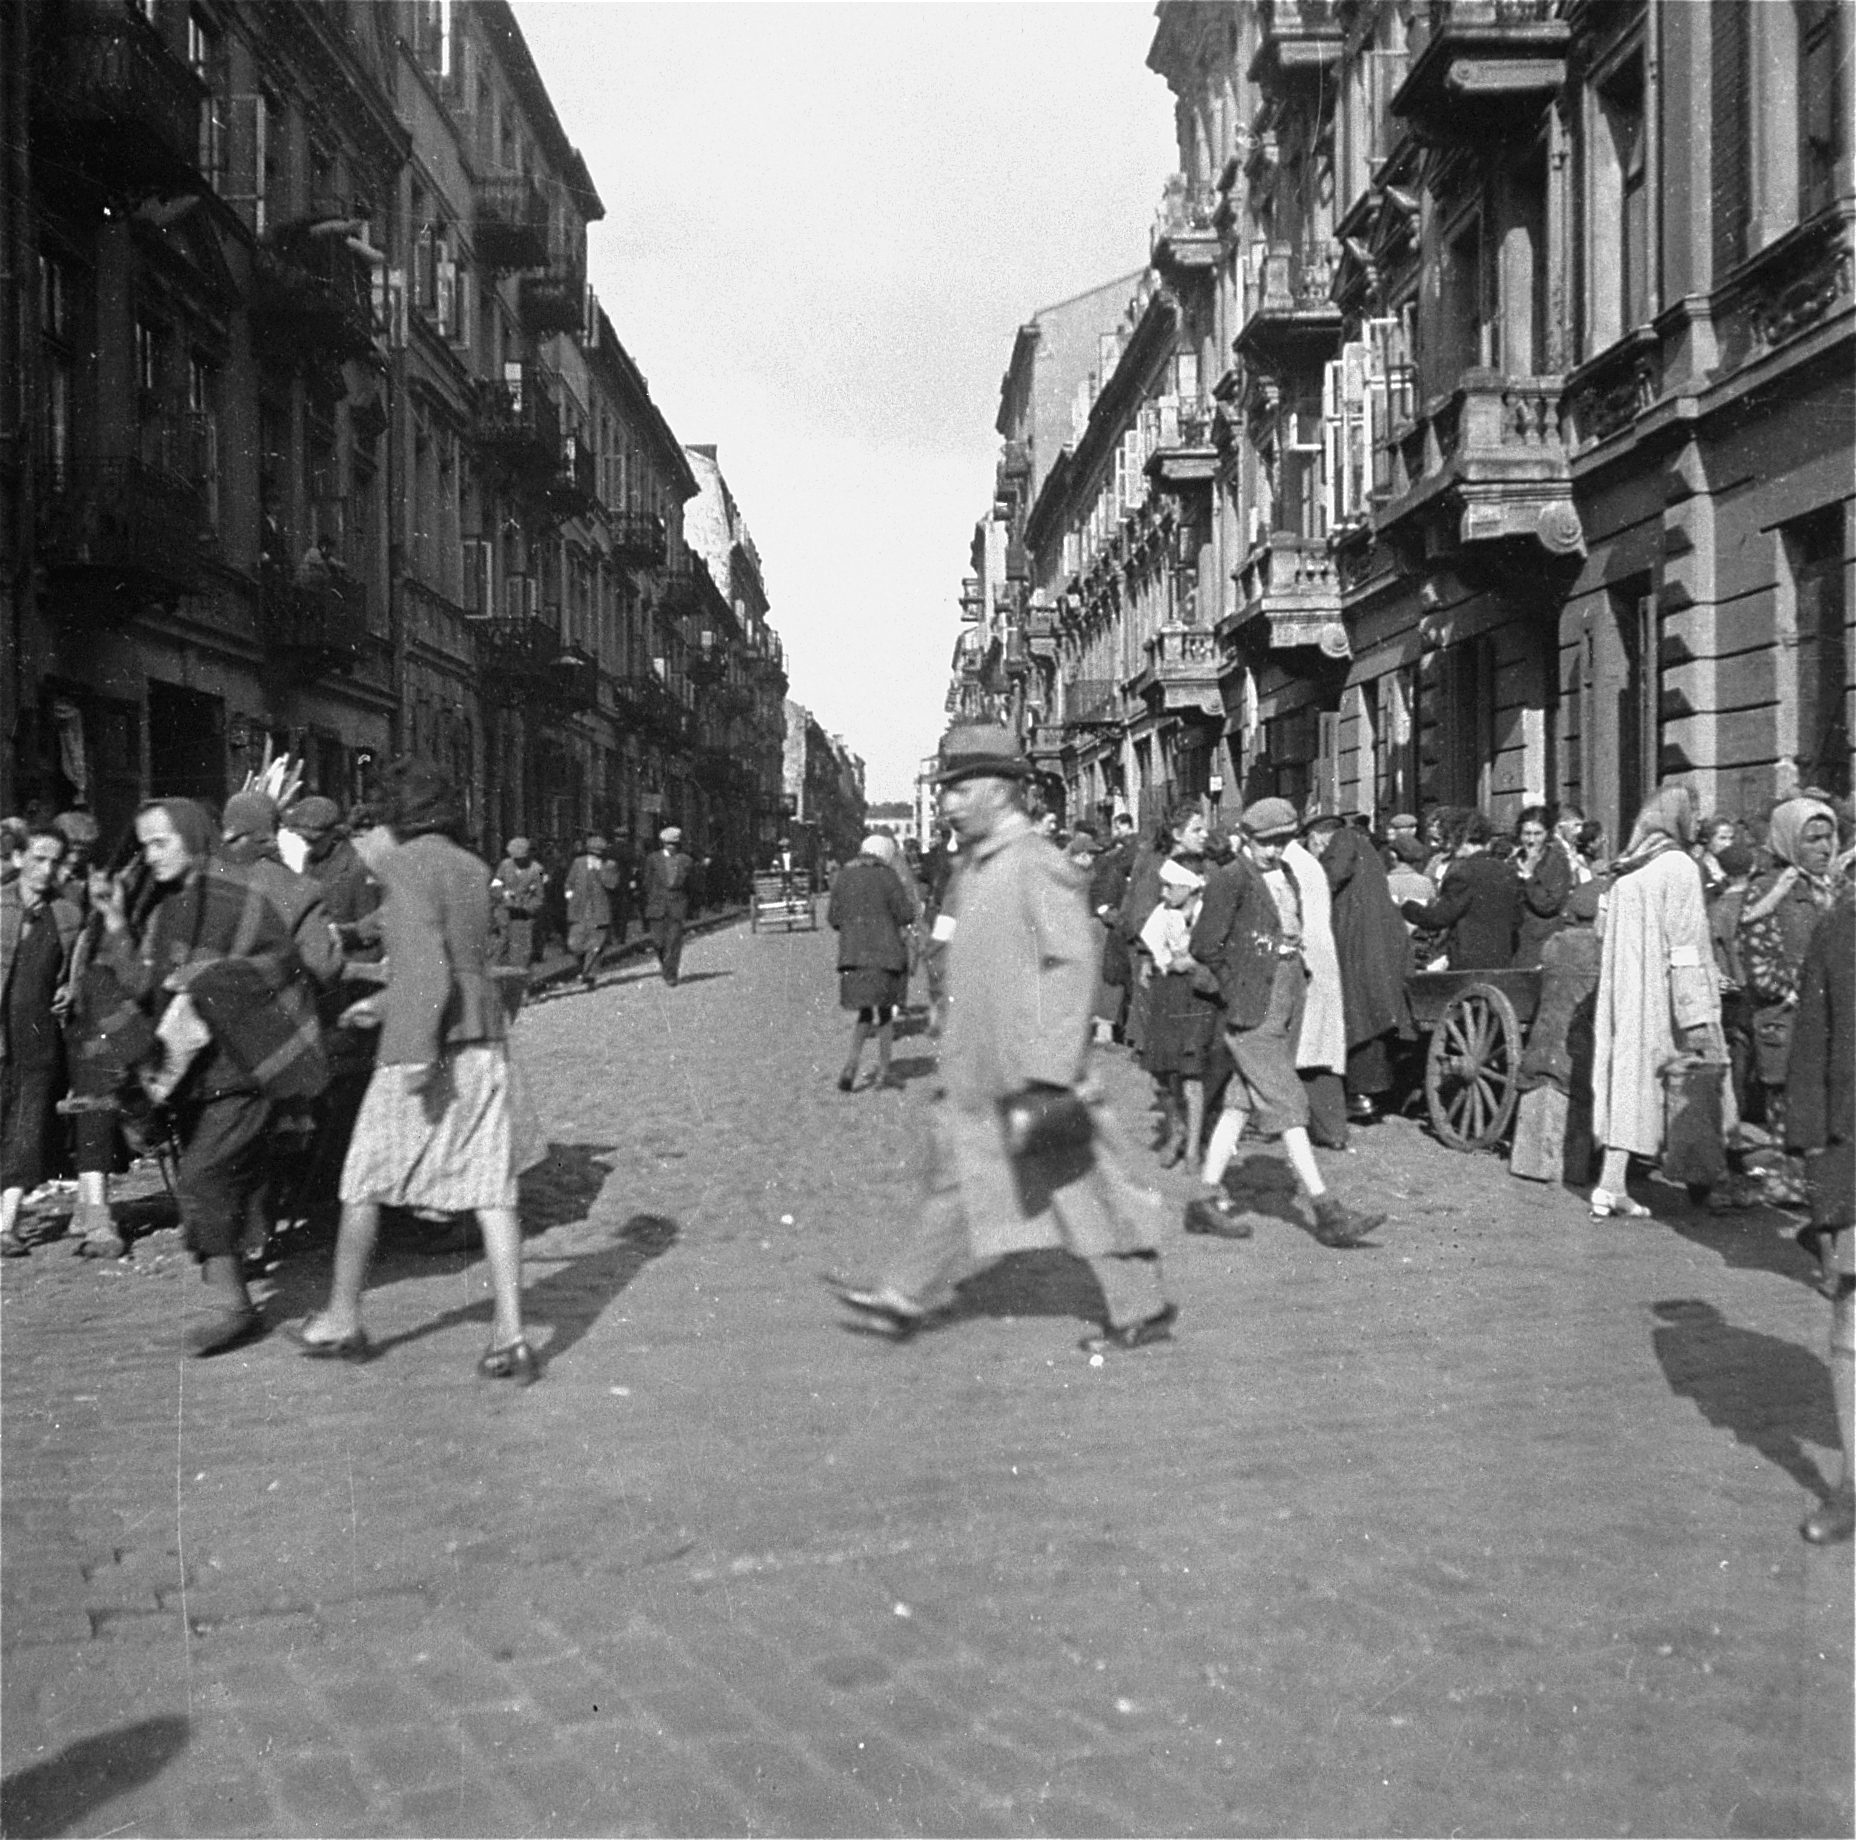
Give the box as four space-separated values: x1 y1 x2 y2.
3 917 1850 1836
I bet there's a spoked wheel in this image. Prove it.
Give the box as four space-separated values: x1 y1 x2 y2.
1424 982 1523 1152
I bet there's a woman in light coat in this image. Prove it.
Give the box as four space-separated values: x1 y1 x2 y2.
1589 785 1725 1219
1284 825 1349 1148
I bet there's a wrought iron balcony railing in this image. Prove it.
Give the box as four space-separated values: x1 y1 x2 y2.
609 511 667 568
470 371 562 482
520 263 585 337
38 459 206 614
261 562 370 678
33 6 207 200
473 171 550 272
250 220 377 367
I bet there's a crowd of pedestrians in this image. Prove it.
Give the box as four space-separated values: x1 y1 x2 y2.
828 730 1852 1547
4 735 1850 1543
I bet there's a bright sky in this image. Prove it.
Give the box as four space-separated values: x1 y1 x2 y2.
515 1 1179 801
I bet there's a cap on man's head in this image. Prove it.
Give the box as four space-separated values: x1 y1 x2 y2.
286 796 340 837
223 790 279 841
585 833 608 854
1239 797 1300 841
659 826 682 844
1388 812 1420 834
932 723 1032 786
506 835 531 855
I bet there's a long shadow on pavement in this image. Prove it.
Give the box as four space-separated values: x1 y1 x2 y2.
0 1714 189 1839
1649 1183 1824 1289
366 1211 680 1368
1650 1298 1840 1500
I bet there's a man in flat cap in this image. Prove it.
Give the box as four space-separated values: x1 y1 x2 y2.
565 832 621 992
642 825 694 986
1184 798 1385 1248
492 835 546 971
833 724 1174 1355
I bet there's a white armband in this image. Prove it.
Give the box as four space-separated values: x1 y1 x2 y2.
1667 944 1702 969
931 914 958 943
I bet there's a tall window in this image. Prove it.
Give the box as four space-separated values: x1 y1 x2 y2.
40 257 74 489
188 353 219 526
135 318 164 471
1787 509 1851 796
1593 577 1660 834
187 9 224 189
1800 0 1842 219
1591 50 1649 352
1440 215 1485 378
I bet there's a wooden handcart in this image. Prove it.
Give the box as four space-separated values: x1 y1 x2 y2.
1406 966 1542 1153
750 869 816 933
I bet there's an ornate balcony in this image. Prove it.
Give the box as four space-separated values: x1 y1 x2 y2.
470 371 561 483
476 615 567 708
473 172 549 272
1226 534 1348 655
1251 0 1344 81
33 4 207 200
261 562 370 680
1026 719 1067 768
1026 604 1060 662
1378 370 1583 558
1152 177 1221 275
250 221 377 368
1235 246 1344 371
545 435 599 522
959 577 985 623
609 511 667 567
1393 0 1569 146
552 644 599 714
520 263 585 337
38 459 205 619
659 560 711 616
1130 625 1224 718
1146 395 1220 490
1061 679 1124 738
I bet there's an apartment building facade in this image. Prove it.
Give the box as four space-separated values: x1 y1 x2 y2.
963 0 1852 841
3 0 790 859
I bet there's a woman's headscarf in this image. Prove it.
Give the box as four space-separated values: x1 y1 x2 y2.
146 797 217 863
1765 797 1837 873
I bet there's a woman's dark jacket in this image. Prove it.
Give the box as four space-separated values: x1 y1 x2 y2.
1786 890 1853 1228
1401 854 1522 970
1513 845 1573 968
1321 827 1412 1046
827 857 913 971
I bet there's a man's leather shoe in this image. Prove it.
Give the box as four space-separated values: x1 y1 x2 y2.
1079 1302 1178 1355
1183 1196 1252 1239
186 1307 264 1357
1802 1484 1855 1545
1312 1195 1383 1247
1346 1095 1379 1124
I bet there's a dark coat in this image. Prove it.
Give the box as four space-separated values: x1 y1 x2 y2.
641 848 693 921
1513 845 1574 968
302 832 381 931
1 884 81 1067
1320 827 1412 1047
1089 836 1136 986
1787 893 1853 1158
1188 851 1284 1032
371 833 507 1066
1402 854 1522 969
827 856 913 971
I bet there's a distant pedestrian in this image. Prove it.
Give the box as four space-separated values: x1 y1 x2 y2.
1512 804 1573 968
291 761 544 1381
832 724 1174 1355
565 833 620 990
829 834 915 1092
1136 857 1216 1167
492 836 545 969
641 826 694 985
1401 811 1522 969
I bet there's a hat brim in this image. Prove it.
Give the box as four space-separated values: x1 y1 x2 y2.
932 756 1034 787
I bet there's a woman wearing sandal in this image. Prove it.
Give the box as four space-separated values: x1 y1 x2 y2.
291 761 544 1380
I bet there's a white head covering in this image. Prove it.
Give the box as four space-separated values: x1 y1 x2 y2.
1159 857 1203 890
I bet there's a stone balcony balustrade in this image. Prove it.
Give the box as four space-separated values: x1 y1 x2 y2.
1393 0 1569 145
1225 533 1349 655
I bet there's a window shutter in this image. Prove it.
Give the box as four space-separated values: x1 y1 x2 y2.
1321 359 1341 536
436 256 456 337
226 94 265 234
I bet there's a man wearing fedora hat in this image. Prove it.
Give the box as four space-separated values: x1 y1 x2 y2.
1185 797 1385 1248
832 724 1174 1355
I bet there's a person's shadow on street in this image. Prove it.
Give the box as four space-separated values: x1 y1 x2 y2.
0 1714 189 1839
948 1249 1115 1325
368 1210 680 1369
1650 1298 1841 1500
1220 1152 1313 1233
1650 1182 1824 1288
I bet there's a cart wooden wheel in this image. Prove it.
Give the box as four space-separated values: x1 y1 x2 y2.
1424 981 1523 1152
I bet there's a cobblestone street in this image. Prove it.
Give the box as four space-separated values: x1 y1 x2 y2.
3 917 1851 1838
